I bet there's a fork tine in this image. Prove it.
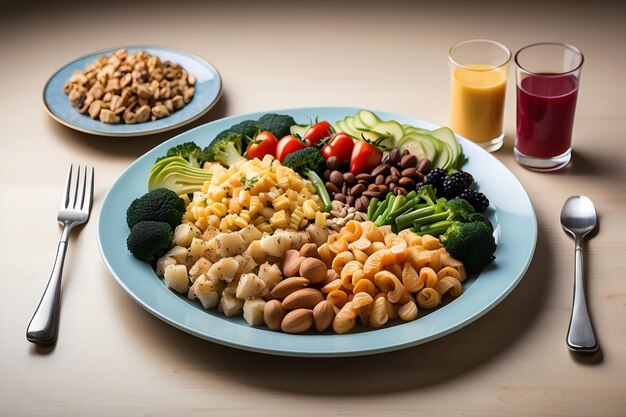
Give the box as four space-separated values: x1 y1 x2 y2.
68 165 80 209
76 165 87 210
82 166 94 214
62 164 74 209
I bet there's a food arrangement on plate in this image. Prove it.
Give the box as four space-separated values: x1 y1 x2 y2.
122 109 498 335
63 48 196 125
43 45 222 137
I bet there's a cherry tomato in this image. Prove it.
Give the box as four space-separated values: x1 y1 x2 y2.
350 139 383 175
246 131 278 160
321 132 354 163
303 121 333 146
276 135 307 162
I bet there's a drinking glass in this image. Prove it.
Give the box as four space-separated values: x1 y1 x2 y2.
449 39 511 152
514 43 584 171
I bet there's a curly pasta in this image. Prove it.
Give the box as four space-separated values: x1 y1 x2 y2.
317 223 467 333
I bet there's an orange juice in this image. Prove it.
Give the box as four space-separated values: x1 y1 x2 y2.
451 64 507 143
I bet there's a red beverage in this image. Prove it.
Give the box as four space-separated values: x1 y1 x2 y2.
516 74 578 158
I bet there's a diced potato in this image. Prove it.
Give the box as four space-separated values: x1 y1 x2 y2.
204 273 226 294
223 276 240 297
259 232 292 257
235 273 266 299
306 223 330 247
189 237 211 263
174 222 202 247
220 293 244 317
257 262 282 291
207 257 240 283
189 275 220 309
164 264 189 294
155 256 177 277
238 224 263 246
243 298 266 326
189 257 213 282
204 238 220 263
201 225 220 241
162 246 189 265
244 240 267 264
235 254 257 276
214 233 246 257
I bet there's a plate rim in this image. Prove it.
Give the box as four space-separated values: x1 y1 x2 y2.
97 105 538 357
42 43 223 137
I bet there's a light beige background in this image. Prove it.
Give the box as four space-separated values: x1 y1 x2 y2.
1 1 625 416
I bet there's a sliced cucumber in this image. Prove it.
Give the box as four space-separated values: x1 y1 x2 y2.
398 139 427 161
398 133 440 163
429 127 462 168
368 120 404 145
290 124 310 138
357 110 381 127
434 142 453 170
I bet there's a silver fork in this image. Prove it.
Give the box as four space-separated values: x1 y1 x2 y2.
27 164 94 346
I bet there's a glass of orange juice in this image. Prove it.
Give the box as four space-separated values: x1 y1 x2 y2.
449 39 511 152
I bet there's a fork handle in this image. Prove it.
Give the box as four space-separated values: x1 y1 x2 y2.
566 240 598 353
26 238 68 345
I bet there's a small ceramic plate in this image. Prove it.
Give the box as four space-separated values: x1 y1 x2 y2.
43 45 222 137
98 107 537 357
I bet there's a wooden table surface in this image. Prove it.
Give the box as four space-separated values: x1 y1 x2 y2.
1 1 625 416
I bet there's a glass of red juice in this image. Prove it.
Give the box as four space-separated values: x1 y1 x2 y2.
514 43 584 171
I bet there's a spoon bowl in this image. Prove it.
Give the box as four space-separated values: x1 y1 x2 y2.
560 195 598 353
560 195 597 237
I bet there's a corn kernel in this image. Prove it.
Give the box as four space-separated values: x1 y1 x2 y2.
269 210 288 228
234 216 248 229
272 195 290 211
210 202 227 217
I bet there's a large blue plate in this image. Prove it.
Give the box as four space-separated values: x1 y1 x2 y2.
98 107 537 357
43 45 222 137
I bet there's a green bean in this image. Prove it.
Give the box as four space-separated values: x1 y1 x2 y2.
367 197 380 220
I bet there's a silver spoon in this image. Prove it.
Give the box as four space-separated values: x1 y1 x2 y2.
560 195 599 353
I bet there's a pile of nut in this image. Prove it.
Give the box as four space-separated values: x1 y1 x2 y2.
63 48 196 124
264 243 337 333
326 200 368 233
323 149 433 211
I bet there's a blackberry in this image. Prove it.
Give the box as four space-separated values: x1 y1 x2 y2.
460 189 490 212
424 167 448 193
450 170 474 189
441 176 465 199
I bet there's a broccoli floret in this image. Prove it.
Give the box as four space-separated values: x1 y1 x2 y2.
227 120 260 139
282 147 332 212
156 142 209 167
257 114 296 139
440 221 497 274
468 212 493 231
127 221 173 263
416 184 438 206
215 119 260 144
282 146 326 173
126 188 186 229
204 132 246 167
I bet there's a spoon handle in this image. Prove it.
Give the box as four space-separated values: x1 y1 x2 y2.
567 238 598 352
